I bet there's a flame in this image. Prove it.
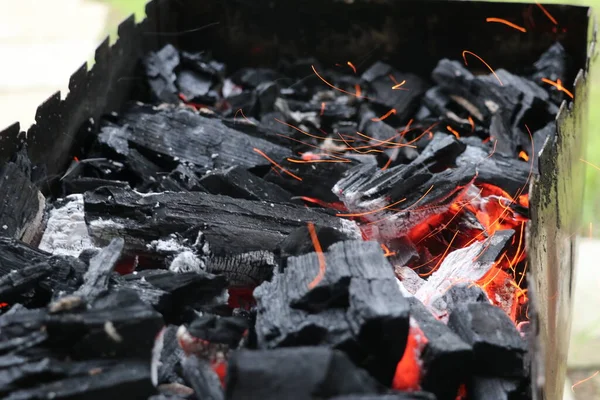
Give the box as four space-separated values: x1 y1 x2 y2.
371 108 397 122
571 371 599 392
253 148 302 181
307 222 327 289
485 18 527 33
462 51 503 86
541 78 574 99
393 324 427 391
347 61 357 74
536 3 558 25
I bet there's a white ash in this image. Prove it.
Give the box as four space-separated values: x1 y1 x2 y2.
168 251 206 273
88 218 125 230
337 219 362 239
39 194 98 257
19 191 46 245
151 327 166 386
148 236 188 253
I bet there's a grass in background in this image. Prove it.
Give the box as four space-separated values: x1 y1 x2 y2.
98 0 600 233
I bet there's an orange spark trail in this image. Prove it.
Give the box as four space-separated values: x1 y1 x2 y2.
381 244 396 257
371 109 397 122
274 118 346 142
462 51 503 86
311 65 370 99
519 150 530 161
253 148 302 181
347 61 357 74
337 133 383 154
355 131 416 148
447 125 461 139
468 116 475 132
419 230 460 277
580 158 600 171
541 78 574 99
234 108 256 125
336 198 407 217
485 18 527 32
382 157 394 171
389 75 409 91
320 102 326 116
307 222 327 289
537 3 558 25
355 84 362 97
571 371 599 392
368 185 435 225
287 158 350 164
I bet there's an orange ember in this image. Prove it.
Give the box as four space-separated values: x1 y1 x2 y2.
307 222 327 289
393 324 427 391
485 17 527 33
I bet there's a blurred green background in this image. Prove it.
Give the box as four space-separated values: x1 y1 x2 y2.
95 0 599 234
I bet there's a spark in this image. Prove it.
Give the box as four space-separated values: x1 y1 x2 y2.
580 158 600 171
287 157 350 164
311 65 370 99
253 148 302 181
336 197 407 217
486 138 498 159
320 102 326 116
571 371 599 392
355 131 416 148
389 75 409 91
519 150 530 161
73 156 80 162
347 61 357 74
511 222 526 267
307 222 327 289
537 3 558 25
355 83 362 97
468 116 475 132
382 157 394 171
447 125 461 139
404 122 440 145
381 244 396 257
518 261 528 287
337 133 383 154
371 109 397 122
462 50 503 86
541 78 574 99
0 302 8 308
274 118 346 142
368 184 435 225
234 108 256 125
419 230 460 277
485 18 527 33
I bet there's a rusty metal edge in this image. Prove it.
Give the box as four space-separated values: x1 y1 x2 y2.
528 5 597 400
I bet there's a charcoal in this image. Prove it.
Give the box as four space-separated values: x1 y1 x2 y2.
224 91 257 116
456 146 530 195
75 238 124 301
181 356 224 400
0 160 45 245
254 241 409 385
415 230 513 320
83 187 359 256
63 177 129 195
331 393 437 400
361 62 393 83
208 251 276 287
255 81 279 115
468 376 522 400
265 157 365 203
0 263 51 303
3 360 156 400
177 70 213 103
99 103 292 170
225 347 382 400
395 266 425 296
231 68 279 89
160 163 206 192
387 237 420 268
111 275 172 312
200 166 292 203
286 99 356 120
180 51 226 79
408 297 472 399
152 326 185 386
0 237 85 298
448 302 527 378
144 44 180 103
367 72 428 122
532 42 569 103
489 112 517 157
188 315 248 348
277 224 354 259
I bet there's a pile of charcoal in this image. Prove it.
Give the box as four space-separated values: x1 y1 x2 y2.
0 40 569 400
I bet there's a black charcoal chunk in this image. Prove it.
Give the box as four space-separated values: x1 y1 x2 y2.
277 225 353 260
532 42 569 103
75 238 124 301
181 356 224 400
331 393 437 400
468 376 522 400
0 160 44 244
225 347 382 400
231 68 279 89
63 177 129 195
188 315 248 348
448 302 527 378
144 44 180 103
83 187 358 256
0 263 51 303
177 70 213 102
408 298 472 399
100 103 292 170
153 326 185 386
200 166 292 203
208 251 276 287
254 241 409 385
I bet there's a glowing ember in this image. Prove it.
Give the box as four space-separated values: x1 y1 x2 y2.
541 78 574 99
307 222 326 289
485 17 527 33
462 50 504 86
392 324 427 391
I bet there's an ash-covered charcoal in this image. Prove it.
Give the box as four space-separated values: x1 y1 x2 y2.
277 224 354 260
208 250 276 287
151 326 185 387
448 302 527 379
254 241 409 385
83 187 359 256
98 103 292 171
75 238 123 301
188 315 248 349
225 347 383 400
62 177 130 196
144 44 181 103
408 297 472 399
0 155 45 245
0 263 52 304
200 166 293 203
181 355 224 400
